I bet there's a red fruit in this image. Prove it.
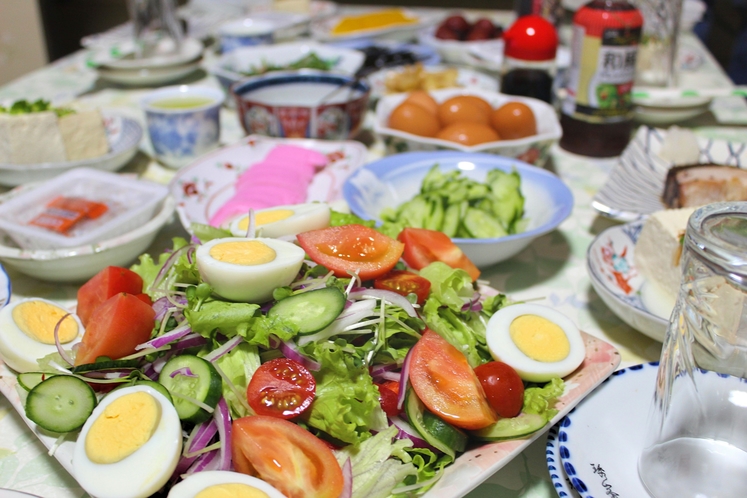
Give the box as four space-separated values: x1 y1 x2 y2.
443 15 471 34
473 18 496 33
435 24 460 40
466 26 494 41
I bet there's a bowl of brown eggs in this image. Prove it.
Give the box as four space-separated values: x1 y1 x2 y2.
373 87 561 167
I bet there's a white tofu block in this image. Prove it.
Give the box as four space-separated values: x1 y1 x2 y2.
0 115 11 163
634 207 696 300
7 112 66 164
58 110 109 161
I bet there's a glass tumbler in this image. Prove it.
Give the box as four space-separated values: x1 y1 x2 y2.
638 202 747 497
634 0 683 87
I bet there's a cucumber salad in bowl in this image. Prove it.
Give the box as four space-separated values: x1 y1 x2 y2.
5 203 580 498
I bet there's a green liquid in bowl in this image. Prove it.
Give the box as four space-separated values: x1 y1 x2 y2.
150 97 215 109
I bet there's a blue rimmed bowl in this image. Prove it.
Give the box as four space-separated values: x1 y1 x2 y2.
342 151 574 268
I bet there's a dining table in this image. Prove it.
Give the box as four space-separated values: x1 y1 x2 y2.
1 2 746 497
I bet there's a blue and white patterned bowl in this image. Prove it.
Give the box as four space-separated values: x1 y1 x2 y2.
142 85 224 169
342 151 574 268
218 18 275 54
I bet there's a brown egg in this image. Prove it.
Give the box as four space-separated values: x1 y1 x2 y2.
436 121 500 146
459 95 493 116
388 102 441 137
490 102 537 140
437 96 490 127
404 90 439 116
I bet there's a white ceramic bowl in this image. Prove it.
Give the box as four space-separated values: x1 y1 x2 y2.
342 151 574 268
0 186 176 283
374 87 562 167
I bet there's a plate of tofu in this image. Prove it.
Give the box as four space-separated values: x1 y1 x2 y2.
0 106 142 187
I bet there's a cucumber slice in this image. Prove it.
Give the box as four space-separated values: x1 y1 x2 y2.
25 375 96 433
463 207 508 239
158 355 222 424
71 358 140 373
404 388 467 458
17 372 54 391
469 412 547 441
268 287 345 335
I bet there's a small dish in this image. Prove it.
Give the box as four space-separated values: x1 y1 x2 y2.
218 18 276 53
0 111 142 187
342 151 574 268
592 126 747 222
311 8 440 42
586 221 669 342
374 87 562 167
0 191 175 283
327 38 441 68
231 70 370 139
546 424 580 498
169 134 368 232
96 59 203 87
208 41 365 96
558 362 659 497
88 37 204 70
366 64 498 100
417 23 504 65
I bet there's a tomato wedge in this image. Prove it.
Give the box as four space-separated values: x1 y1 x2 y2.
408 329 496 430
297 224 404 280
246 358 316 419
374 270 431 304
398 227 480 281
232 415 344 498
375 382 400 417
77 266 144 326
74 292 156 366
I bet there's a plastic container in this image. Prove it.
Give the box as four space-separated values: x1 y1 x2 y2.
0 168 168 250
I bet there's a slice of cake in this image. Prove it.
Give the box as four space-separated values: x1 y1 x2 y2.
634 207 696 301
58 110 109 161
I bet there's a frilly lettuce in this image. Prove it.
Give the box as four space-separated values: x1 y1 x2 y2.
213 342 261 419
523 377 565 423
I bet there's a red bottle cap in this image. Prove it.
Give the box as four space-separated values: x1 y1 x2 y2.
503 15 558 61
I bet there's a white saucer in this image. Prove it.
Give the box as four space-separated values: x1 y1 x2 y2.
558 362 659 497
96 59 202 87
90 38 204 70
546 423 580 498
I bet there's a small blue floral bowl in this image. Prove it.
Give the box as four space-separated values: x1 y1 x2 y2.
141 85 224 169
219 19 275 54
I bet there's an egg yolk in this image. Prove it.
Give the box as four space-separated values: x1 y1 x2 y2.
85 392 160 464
236 209 294 232
196 483 270 498
209 240 276 265
509 314 570 362
12 301 78 344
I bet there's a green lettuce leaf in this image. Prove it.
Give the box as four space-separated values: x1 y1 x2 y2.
523 377 565 423
419 262 473 311
214 342 261 419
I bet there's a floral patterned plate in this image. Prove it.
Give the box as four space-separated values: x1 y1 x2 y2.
586 221 669 342
168 134 369 232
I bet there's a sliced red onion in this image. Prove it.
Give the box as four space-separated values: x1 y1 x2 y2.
340 458 353 498
53 313 75 366
297 299 377 346
186 246 196 265
152 352 173 374
184 449 219 476
280 340 321 371
153 297 173 322
150 244 193 292
213 398 232 471
142 363 159 381
204 335 243 363
170 367 197 378
370 363 397 378
172 334 207 351
173 420 218 477
379 371 401 382
136 324 193 350
390 416 436 450
397 348 414 411
349 289 418 317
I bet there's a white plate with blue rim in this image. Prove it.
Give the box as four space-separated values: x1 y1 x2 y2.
592 126 747 223
586 221 670 342
557 362 659 497
546 423 580 498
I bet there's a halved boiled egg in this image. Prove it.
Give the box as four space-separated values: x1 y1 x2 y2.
228 203 331 239
168 470 286 498
72 384 182 498
485 304 585 383
0 298 83 373
196 237 306 303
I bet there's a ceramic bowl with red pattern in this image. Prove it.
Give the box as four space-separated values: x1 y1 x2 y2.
231 70 370 140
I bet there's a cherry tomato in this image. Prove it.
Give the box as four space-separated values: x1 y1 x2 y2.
74 293 155 366
297 224 404 281
474 361 525 418
232 415 344 498
398 227 480 281
375 382 400 417
246 358 315 419
408 329 496 430
77 266 144 327
374 270 431 304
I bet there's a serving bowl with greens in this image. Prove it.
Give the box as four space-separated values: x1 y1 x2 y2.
342 151 574 267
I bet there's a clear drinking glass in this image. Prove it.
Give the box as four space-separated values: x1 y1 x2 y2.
634 0 683 87
638 202 747 497
127 0 183 59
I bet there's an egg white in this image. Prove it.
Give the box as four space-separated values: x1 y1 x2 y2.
0 298 83 373
196 237 306 303
72 385 183 498
168 470 287 498
485 303 585 383
228 203 331 239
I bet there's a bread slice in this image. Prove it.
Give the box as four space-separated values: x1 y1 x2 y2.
58 110 109 161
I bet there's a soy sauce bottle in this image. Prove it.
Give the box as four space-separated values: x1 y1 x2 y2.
500 15 558 104
559 0 643 157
